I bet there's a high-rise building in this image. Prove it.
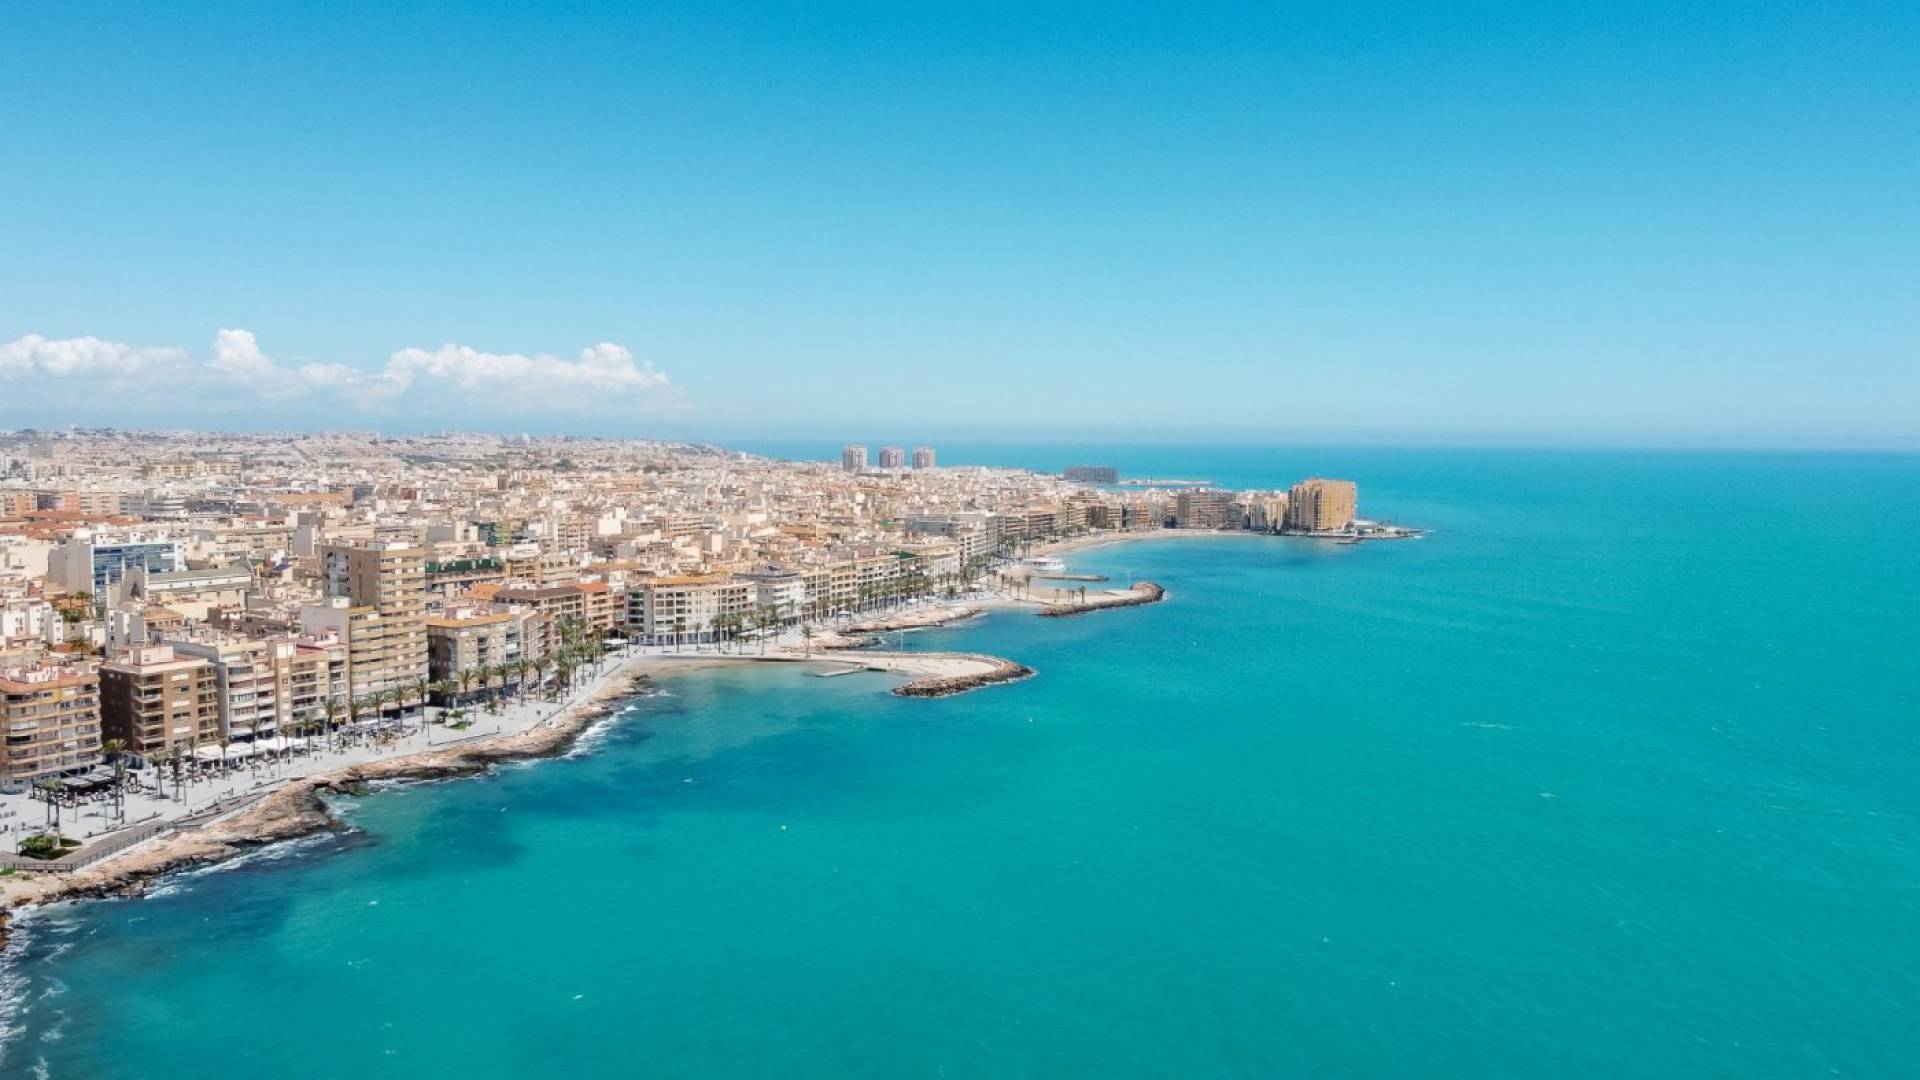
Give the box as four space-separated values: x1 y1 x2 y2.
878 446 906 469
100 645 221 758
318 541 429 699
841 444 868 473
1285 479 1358 533
1174 489 1234 530
1063 466 1119 484
912 446 936 469
0 664 102 782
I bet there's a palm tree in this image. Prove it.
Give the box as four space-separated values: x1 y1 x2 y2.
321 696 340 749
101 738 128 817
34 777 62 833
801 622 814 657
410 675 432 722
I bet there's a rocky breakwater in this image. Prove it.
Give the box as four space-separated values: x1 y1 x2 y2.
1037 581 1167 617
891 654 1035 698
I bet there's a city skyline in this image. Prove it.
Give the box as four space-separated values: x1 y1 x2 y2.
4 4 1916 449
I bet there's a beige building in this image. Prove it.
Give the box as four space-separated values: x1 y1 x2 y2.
427 609 532 691
319 541 428 698
1285 479 1358 533
626 575 752 644
1 664 102 783
99 645 222 757
167 637 282 741
1174 489 1235 530
272 636 349 735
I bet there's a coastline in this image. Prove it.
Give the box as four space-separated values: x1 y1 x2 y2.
0 532 1200 929
0 644 1048 926
0 655 683 932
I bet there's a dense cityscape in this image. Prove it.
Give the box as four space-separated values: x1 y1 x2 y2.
0 428 1382 869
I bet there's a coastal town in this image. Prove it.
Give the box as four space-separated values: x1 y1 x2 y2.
0 428 1394 903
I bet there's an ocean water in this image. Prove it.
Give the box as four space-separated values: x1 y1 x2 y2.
4 450 1918 1078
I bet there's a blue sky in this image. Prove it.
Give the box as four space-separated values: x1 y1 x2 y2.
2 2 1915 447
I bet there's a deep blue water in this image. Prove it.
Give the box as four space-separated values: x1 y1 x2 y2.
4 449 1917 1077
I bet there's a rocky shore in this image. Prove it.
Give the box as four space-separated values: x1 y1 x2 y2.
0 576 1167 935
0 667 650 939
1038 581 1167 617
892 655 1035 698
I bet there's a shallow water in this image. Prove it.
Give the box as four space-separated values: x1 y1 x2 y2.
5 450 1917 1077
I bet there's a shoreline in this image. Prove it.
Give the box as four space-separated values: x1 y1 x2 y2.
0 529 1210 928
0 644 1046 926
0 656 678 935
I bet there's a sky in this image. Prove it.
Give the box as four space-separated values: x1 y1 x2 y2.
2 2 1915 448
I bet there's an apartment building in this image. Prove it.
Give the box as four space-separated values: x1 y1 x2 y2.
99 645 222 757
426 609 530 689
167 637 281 741
626 575 753 644
318 541 428 697
0 664 102 784
1174 489 1235 530
1285 479 1359 533
271 635 348 735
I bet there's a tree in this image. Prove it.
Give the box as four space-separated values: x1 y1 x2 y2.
34 778 60 830
101 738 128 817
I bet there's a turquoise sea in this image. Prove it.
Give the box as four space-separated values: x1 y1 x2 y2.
4 449 1917 1077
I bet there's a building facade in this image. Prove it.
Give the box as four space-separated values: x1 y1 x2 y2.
1285 479 1358 533
319 541 429 698
0 665 102 783
626 575 753 644
99 645 222 757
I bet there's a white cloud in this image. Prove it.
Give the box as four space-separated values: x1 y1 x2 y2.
1 330 672 416
0 334 187 379
384 342 670 397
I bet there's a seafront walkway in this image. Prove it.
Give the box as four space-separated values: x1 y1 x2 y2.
0 651 643 872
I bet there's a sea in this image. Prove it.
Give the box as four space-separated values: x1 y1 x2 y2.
2 448 1916 1078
